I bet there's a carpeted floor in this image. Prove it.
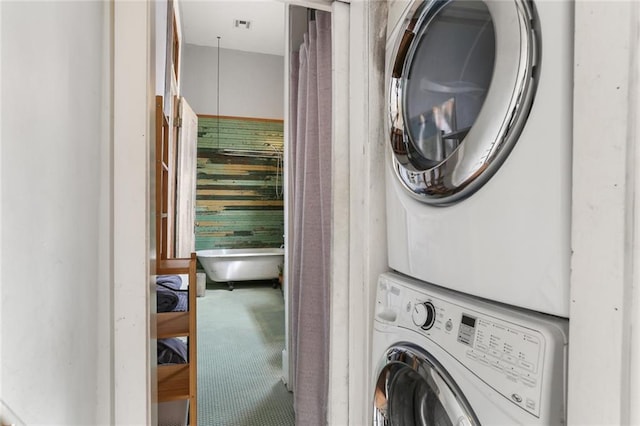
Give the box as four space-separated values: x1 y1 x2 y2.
197 280 294 426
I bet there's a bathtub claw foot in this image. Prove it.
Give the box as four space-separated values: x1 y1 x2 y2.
227 281 234 291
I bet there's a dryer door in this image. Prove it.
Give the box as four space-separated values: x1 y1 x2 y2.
373 344 479 426
388 0 537 205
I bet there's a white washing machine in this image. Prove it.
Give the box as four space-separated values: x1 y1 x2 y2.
372 272 568 425
384 0 573 317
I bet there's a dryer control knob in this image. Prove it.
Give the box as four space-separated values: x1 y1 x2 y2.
412 301 436 330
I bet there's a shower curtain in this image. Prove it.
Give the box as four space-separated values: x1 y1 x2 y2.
289 10 332 426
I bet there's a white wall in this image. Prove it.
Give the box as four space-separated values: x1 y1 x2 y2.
181 44 284 119
0 1 111 424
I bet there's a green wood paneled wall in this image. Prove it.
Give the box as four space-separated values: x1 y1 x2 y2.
196 116 284 250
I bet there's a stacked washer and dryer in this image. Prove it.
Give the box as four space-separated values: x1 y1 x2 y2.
372 0 573 424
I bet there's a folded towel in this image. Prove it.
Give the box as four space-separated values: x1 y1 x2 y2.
157 275 183 290
157 290 179 312
156 275 188 312
157 338 187 364
174 292 187 312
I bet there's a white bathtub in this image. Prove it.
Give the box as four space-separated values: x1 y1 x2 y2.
196 248 284 289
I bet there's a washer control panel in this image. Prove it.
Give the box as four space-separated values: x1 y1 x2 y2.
375 275 552 418
413 296 544 417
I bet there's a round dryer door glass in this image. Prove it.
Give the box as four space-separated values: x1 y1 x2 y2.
404 1 495 168
388 0 538 205
373 345 479 426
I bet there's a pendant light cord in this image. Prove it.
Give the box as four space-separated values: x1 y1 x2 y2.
217 36 221 149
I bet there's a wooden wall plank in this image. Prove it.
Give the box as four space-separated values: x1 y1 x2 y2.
195 116 284 250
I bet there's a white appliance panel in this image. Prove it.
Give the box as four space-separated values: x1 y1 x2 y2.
385 0 573 317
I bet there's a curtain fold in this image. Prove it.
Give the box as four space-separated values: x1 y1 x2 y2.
289 10 332 426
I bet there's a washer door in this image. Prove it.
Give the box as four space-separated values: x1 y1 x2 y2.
373 344 479 426
388 0 537 205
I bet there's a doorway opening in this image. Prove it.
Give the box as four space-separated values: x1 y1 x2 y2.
153 2 346 418
156 0 294 424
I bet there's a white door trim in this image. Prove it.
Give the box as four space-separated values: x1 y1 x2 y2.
113 1 156 424
568 2 639 424
279 0 334 12
347 2 388 425
328 1 351 424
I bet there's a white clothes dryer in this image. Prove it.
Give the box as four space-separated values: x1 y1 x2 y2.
384 0 573 317
372 272 569 425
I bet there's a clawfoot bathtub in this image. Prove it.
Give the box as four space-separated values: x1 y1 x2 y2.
196 248 284 291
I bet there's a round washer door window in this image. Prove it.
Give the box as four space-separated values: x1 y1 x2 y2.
373 344 479 426
388 0 537 205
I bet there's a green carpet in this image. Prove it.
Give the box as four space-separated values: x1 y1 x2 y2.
197 280 294 426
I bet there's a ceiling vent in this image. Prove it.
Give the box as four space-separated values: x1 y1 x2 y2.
234 19 252 30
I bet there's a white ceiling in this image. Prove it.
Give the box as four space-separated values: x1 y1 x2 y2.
179 0 286 56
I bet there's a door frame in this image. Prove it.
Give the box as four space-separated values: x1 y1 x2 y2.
113 1 157 424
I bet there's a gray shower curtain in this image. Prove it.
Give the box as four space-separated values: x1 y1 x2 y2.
289 10 332 426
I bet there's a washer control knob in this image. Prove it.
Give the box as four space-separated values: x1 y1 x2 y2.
412 301 436 330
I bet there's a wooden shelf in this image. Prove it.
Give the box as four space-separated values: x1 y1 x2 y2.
157 257 194 274
155 253 197 424
158 363 191 402
158 311 190 338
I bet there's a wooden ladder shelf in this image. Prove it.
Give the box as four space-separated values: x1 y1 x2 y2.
156 254 197 425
